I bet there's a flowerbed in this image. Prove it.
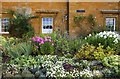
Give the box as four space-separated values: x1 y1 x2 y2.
1 31 120 78
2 55 120 79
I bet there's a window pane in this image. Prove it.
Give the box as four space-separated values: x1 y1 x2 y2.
42 17 53 33
106 18 115 31
1 18 9 32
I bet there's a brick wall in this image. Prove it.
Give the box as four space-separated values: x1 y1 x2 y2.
1 2 120 37
2 2 67 35
69 2 119 37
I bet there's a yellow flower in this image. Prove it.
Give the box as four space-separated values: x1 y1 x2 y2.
13 15 17 19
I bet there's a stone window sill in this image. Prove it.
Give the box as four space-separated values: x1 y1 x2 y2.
0 32 9 34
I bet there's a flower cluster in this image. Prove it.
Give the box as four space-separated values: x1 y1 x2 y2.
93 70 103 78
80 69 93 78
31 36 53 49
5 55 112 78
45 61 79 78
37 55 79 78
44 36 52 42
85 31 120 50
96 31 120 44
3 64 19 76
32 36 44 45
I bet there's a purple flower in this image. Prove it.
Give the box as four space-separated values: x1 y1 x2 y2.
32 36 45 44
63 63 74 70
44 36 52 42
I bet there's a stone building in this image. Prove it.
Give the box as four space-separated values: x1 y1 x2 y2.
0 0 120 37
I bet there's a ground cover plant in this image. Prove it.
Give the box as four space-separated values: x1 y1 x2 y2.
1 31 120 79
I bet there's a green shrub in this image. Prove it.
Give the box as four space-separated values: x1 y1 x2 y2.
40 40 55 55
2 37 19 55
93 45 115 60
52 32 84 57
31 36 54 55
8 9 38 38
87 14 96 27
102 55 120 68
115 41 120 55
0 36 6 47
85 31 120 49
32 32 84 57
75 43 95 60
102 55 120 77
75 44 115 60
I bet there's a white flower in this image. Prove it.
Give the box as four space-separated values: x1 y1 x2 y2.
113 39 118 44
109 34 113 37
93 70 103 78
104 35 107 39
89 34 92 37
80 69 93 78
95 31 120 44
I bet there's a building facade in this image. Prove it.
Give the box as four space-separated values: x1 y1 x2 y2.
0 0 120 37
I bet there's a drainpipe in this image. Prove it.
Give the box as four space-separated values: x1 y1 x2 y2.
66 0 69 35
0 1 2 34
118 1 120 33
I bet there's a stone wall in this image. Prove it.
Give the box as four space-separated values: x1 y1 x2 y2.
2 2 67 35
69 2 119 37
1 2 120 37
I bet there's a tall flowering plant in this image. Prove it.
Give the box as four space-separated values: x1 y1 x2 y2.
31 36 54 55
32 36 44 45
31 36 44 55
41 36 55 55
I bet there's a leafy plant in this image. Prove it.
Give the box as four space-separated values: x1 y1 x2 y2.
52 32 84 57
32 32 84 57
8 9 38 38
87 14 96 27
4 42 33 58
7 55 80 78
0 36 6 47
102 55 120 77
102 68 115 78
31 36 54 55
75 43 115 60
93 45 115 60
74 15 85 26
75 43 95 60
115 41 120 55
9 55 40 68
85 31 120 50
102 55 120 68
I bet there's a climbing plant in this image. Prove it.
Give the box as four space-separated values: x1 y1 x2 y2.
8 8 38 38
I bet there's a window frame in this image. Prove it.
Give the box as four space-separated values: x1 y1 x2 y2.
0 18 9 34
41 17 53 34
105 17 116 31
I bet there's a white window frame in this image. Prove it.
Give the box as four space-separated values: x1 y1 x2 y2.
42 17 53 34
106 17 116 31
0 18 9 34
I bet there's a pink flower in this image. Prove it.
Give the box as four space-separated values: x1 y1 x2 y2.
31 37 36 41
40 41 44 44
44 36 52 42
